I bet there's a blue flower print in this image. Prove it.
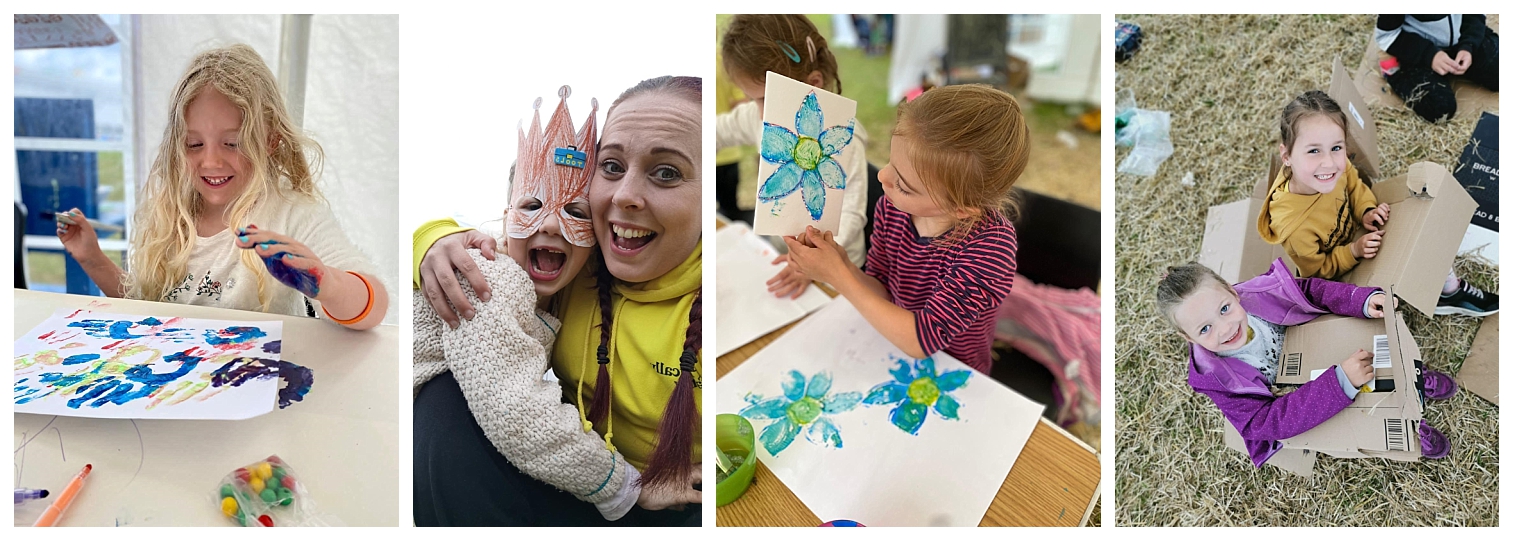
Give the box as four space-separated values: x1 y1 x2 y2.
739 370 863 456
862 357 972 435
757 92 855 220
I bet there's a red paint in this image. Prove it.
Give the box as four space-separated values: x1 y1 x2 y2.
38 331 55 339
103 339 126 350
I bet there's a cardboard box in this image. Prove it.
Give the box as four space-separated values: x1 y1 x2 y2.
1457 313 1499 405
1274 290 1424 460
1352 20 1501 123
1200 161 1476 315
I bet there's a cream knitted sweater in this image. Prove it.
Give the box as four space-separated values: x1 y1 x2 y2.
413 250 637 516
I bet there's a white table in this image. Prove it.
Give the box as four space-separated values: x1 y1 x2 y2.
11 290 399 526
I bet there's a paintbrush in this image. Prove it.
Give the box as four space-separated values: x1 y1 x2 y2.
42 211 124 233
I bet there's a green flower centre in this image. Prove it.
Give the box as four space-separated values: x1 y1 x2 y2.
793 137 822 170
786 396 824 425
907 377 940 406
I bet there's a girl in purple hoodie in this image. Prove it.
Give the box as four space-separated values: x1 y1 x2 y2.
1155 259 1457 468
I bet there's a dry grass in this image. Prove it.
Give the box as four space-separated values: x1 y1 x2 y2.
1114 14 1498 526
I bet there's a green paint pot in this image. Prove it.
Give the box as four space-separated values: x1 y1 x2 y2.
715 414 758 507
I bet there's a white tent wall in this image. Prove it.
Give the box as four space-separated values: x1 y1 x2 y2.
1024 14 1100 106
888 14 947 105
133 15 399 323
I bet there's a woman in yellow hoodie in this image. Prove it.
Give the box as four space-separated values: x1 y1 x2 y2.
414 76 703 526
1257 90 1495 316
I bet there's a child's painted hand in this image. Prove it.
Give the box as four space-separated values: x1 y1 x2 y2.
1365 291 1396 318
635 462 701 511
1342 349 1374 388
782 226 852 286
421 230 499 329
1350 230 1385 259
1362 203 1390 232
54 208 104 265
235 225 331 299
767 254 813 299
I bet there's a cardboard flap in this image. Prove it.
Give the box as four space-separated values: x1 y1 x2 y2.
1330 58 1382 182
1349 163 1478 314
1458 314 1499 405
1199 199 1289 284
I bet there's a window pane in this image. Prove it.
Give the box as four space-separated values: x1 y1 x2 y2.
13 15 125 141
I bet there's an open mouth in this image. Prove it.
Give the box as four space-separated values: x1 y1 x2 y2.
203 175 233 187
610 223 657 254
1313 172 1337 182
528 247 566 281
1222 325 1242 347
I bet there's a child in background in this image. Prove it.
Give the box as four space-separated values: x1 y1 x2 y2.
56 44 387 328
1256 90 1496 316
781 84 1023 375
1376 15 1499 123
1158 260 1456 465
413 88 645 522
717 14 871 295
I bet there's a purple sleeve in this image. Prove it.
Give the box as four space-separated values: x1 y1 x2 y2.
913 225 1017 355
1207 366 1355 441
1297 277 1382 319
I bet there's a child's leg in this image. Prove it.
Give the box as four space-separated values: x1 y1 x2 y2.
1386 65 1456 122
1462 31 1499 92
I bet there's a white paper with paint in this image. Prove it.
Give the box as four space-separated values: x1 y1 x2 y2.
13 309 282 420
715 223 832 356
752 71 860 237
716 298 1044 526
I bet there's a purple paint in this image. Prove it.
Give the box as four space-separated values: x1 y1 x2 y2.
210 357 314 409
262 250 322 298
262 340 282 354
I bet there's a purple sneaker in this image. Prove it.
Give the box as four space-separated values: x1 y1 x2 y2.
1419 422 1450 459
1423 370 1459 401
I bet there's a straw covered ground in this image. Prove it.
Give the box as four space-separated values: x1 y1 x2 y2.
1114 14 1498 526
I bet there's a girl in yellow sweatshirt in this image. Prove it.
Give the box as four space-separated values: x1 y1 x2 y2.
1256 90 1496 316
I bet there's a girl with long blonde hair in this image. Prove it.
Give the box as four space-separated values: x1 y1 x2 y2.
57 44 387 329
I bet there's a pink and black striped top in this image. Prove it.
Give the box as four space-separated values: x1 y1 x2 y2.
864 195 1017 374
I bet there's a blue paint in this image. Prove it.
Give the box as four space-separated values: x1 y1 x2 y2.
66 317 171 339
262 253 322 298
62 353 101 365
122 350 203 385
204 326 268 346
262 340 282 354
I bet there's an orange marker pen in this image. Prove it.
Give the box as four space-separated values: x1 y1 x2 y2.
33 464 91 527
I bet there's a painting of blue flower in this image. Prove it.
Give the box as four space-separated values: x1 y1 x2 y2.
739 370 863 456
758 92 856 220
863 357 972 435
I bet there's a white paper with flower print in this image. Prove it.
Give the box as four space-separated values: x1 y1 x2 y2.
716 297 1045 526
752 71 859 237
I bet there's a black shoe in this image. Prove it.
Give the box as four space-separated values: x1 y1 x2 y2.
1435 280 1498 316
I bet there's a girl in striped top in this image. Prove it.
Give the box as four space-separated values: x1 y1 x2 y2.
782 85 1027 374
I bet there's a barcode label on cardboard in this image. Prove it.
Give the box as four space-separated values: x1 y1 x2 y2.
1349 102 1365 129
1385 419 1408 452
1372 334 1390 369
1283 353 1302 377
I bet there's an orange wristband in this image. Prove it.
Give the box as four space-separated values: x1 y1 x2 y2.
322 271 374 325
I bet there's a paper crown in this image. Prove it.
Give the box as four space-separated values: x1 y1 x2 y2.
508 85 598 246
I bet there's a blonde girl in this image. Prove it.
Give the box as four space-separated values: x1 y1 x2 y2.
57 44 387 329
783 84 1027 374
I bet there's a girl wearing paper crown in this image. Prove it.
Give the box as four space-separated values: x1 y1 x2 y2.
414 78 702 526
1156 258 1458 469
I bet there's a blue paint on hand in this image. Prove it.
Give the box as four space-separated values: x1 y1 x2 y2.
262 254 322 298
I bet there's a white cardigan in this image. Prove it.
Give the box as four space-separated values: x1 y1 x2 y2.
413 250 638 520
